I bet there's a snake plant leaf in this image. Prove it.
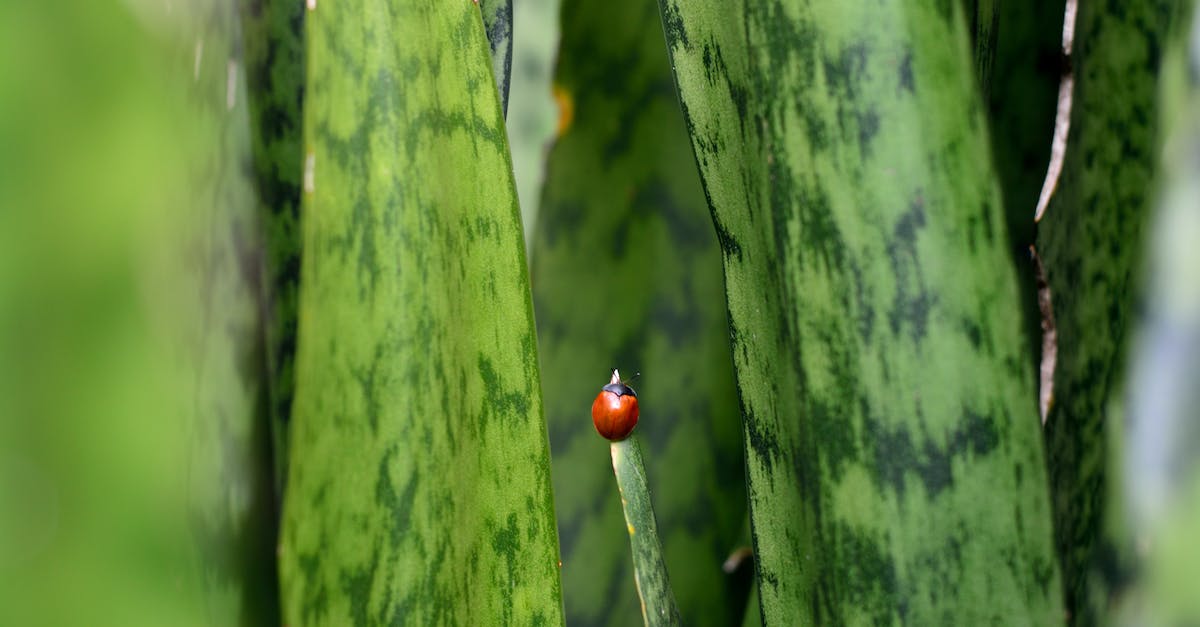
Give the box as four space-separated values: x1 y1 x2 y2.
657 1 1062 623
239 0 306 496
0 1 278 623
178 3 282 622
1038 0 1190 622
177 4 283 621
529 0 746 624
609 437 682 626
278 1 564 624
1123 11 1200 621
481 0 514 116
508 0 562 245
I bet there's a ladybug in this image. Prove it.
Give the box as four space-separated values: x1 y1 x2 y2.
592 369 639 441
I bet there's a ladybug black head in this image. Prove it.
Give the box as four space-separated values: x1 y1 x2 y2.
602 382 636 398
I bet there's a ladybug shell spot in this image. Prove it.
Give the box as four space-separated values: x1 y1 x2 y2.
591 390 639 441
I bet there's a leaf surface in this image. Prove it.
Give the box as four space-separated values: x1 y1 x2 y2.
1039 0 1192 622
657 1 1063 622
279 2 564 624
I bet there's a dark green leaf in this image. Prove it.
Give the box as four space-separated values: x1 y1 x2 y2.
658 1 1063 622
610 437 682 626
240 0 306 497
1038 1 1190 622
1121 10 1200 622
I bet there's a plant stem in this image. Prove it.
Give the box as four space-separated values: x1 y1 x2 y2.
610 436 681 626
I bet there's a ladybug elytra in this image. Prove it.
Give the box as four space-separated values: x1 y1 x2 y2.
591 369 639 441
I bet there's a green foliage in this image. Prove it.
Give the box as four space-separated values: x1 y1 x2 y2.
7 0 1200 625
1039 1 1192 622
481 0 514 115
277 1 563 624
1121 13 1200 620
609 438 681 626
240 0 306 496
656 0 1062 622
507 0 561 245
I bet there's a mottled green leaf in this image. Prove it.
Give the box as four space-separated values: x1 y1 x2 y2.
278 1 563 624
529 0 746 624
179 4 281 622
610 437 681 626
240 0 305 496
1121 9 1200 622
481 0 514 116
658 1 1062 623
1038 1 1190 622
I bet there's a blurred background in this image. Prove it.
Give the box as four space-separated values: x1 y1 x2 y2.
0 1 288 623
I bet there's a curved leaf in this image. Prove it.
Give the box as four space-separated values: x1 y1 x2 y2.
1123 11 1200 621
278 2 564 624
1038 0 1190 622
963 0 1000 91
657 1 1063 622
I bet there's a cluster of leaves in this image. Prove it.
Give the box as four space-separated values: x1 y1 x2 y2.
1 0 1198 625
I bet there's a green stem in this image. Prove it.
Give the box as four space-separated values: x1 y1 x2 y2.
610 436 681 627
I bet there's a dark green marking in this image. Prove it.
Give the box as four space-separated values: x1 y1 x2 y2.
657 0 1063 623
529 0 747 623
278 1 564 624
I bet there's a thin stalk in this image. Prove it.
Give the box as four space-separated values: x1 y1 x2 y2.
610 436 681 627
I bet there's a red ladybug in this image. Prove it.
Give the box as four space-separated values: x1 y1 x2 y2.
592 369 639 441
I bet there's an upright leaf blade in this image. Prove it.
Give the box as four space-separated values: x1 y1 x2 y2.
279 2 564 624
480 0 514 115
657 1 1062 623
240 0 306 496
1123 10 1200 621
1039 0 1191 622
